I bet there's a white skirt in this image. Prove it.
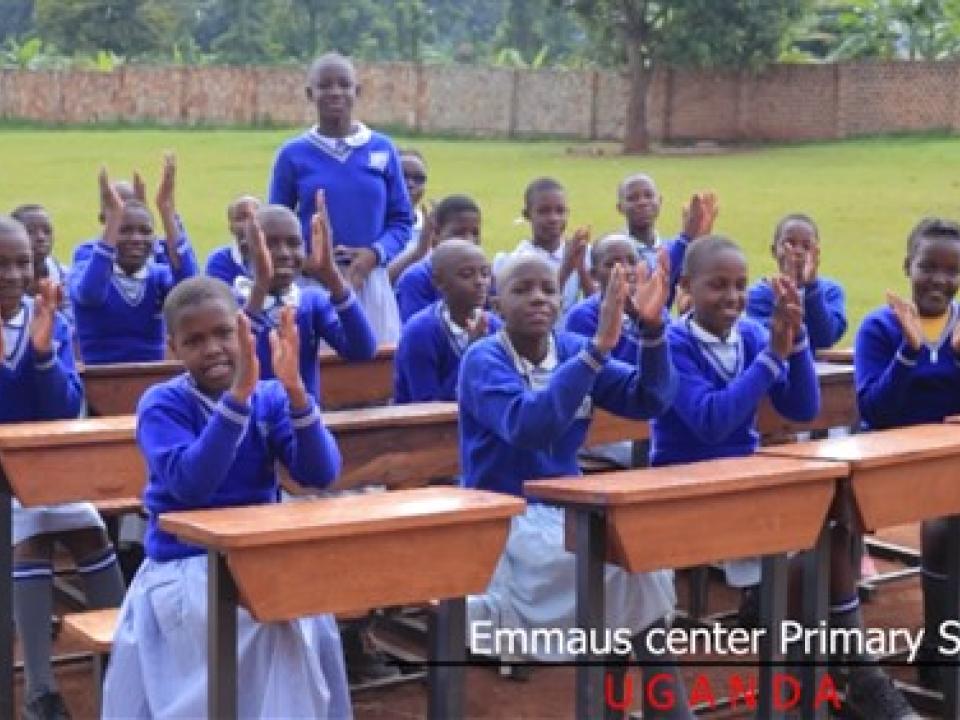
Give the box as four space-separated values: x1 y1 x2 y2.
12 498 104 545
467 503 675 661
356 266 400 344
102 555 352 719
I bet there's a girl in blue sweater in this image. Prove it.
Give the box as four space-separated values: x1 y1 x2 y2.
240 200 377 401
0 216 124 720
459 253 691 717
102 277 349 718
746 213 847 350
71 162 197 364
205 194 261 287
856 217 960 693
269 53 413 344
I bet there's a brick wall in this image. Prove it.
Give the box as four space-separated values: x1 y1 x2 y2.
1 60 958 143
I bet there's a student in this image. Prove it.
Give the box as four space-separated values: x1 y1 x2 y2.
269 52 413 344
0 216 124 720
11 203 72 326
459 253 690 718
395 194 481 323
394 239 500 403
205 194 261 287
747 213 847 350
70 165 197 364
491 177 593 319
616 175 717 306
387 149 432 285
654 236 914 719
239 199 377 401
856 217 960 697
100 277 348 718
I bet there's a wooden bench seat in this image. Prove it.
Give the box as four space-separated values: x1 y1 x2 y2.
61 607 118 654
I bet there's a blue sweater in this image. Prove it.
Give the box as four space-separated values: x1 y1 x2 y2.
650 317 820 466
394 301 502 403
396 257 438 324
458 329 676 497
205 245 249 287
70 241 197 364
564 293 670 365
746 278 847 351
0 298 83 422
855 304 960 429
245 287 377 401
73 216 198 270
137 375 341 560
268 129 413 262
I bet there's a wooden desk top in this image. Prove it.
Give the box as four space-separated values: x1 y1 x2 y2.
318 344 394 366
79 360 182 378
813 361 853 382
758 423 960 470
160 486 523 550
526 454 848 508
816 348 854 364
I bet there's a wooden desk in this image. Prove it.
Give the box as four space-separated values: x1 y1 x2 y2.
527 455 845 720
816 347 854 365
760 423 960 719
79 345 397 416
160 487 523 720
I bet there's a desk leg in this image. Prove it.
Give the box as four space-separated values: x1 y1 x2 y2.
800 525 830 720
428 597 465 720
1 485 12 720
758 553 788 720
574 508 606 720
943 516 960 720
208 550 237 720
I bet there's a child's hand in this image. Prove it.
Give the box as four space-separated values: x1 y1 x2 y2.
415 201 437 257
769 276 802 360
229 312 259 405
247 217 273 289
594 263 628 353
304 191 345 297
682 192 719 240
674 283 693 316
951 316 960 354
155 152 176 216
465 309 488 343
29 279 62 357
562 226 591 273
887 291 923 351
133 171 146 203
269 306 308 409
341 247 379 291
98 167 123 247
628 248 670 330
801 244 819 287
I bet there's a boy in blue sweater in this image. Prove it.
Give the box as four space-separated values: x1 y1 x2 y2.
205 194 261 287
241 199 377 401
655 236 914 719
269 52 413 343
1 216 124 720
11 203 72 328
459 253 691 717
856 217 960 693
102 276 350 718
746 213 847 350
70 164 197 364
394 239 500 402
395 194 481 323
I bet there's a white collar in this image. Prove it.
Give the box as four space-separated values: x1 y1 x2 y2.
515 239 563 264
501 330 558 376
440 304 472 338
3 302 27 330
229 242 245 268
233 276 300 312
307 122 371 149
687 315 740 346
113 263 150 281
44 256 68 282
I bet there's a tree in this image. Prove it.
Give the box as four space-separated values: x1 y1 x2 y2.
0 0 35 43
35 0 176 57
210 0 278 64
560 0 808 153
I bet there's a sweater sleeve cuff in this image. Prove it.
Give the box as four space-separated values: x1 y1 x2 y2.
33 349 56 371
896 343 920 367
639 322 667 347
579 342 609 373
332 289 356 312
758 349 786 379
372 243 388 267
218 394 252 426
290 398 321 429
790 331 810 356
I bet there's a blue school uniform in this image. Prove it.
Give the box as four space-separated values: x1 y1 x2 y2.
855 303 960 429
2 299 103 543
565 293 670 365
70 240 197 364
205 243 249 287
491 240 587 320
102 375 350 718
630 232 690 309
394 301 501 403
458 328 677 658
395 256 438 324
650 316 820 467
239 282 377 401
73 216 198 269
746 278 847 351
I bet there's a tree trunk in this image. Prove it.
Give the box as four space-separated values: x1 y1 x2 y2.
623 45 652 154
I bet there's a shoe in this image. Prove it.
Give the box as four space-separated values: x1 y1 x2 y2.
845 667 920 720
22 691 71 720
341 625 400 685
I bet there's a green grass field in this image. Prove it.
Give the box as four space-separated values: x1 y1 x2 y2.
4 126 960 341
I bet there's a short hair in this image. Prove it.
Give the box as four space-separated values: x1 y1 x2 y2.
907 217 960 257
590 232 636 268
494 251 556 291
773 213 819 247
682 235 743 278
307 52 355 82
227 195 261 217
523 177 564 209
399 148 425 163
11 204 46 223
0 215 28 242
256 204 301 232
162 276 238 333
618 172 656 200
434 195 480 230
431 238 486 281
